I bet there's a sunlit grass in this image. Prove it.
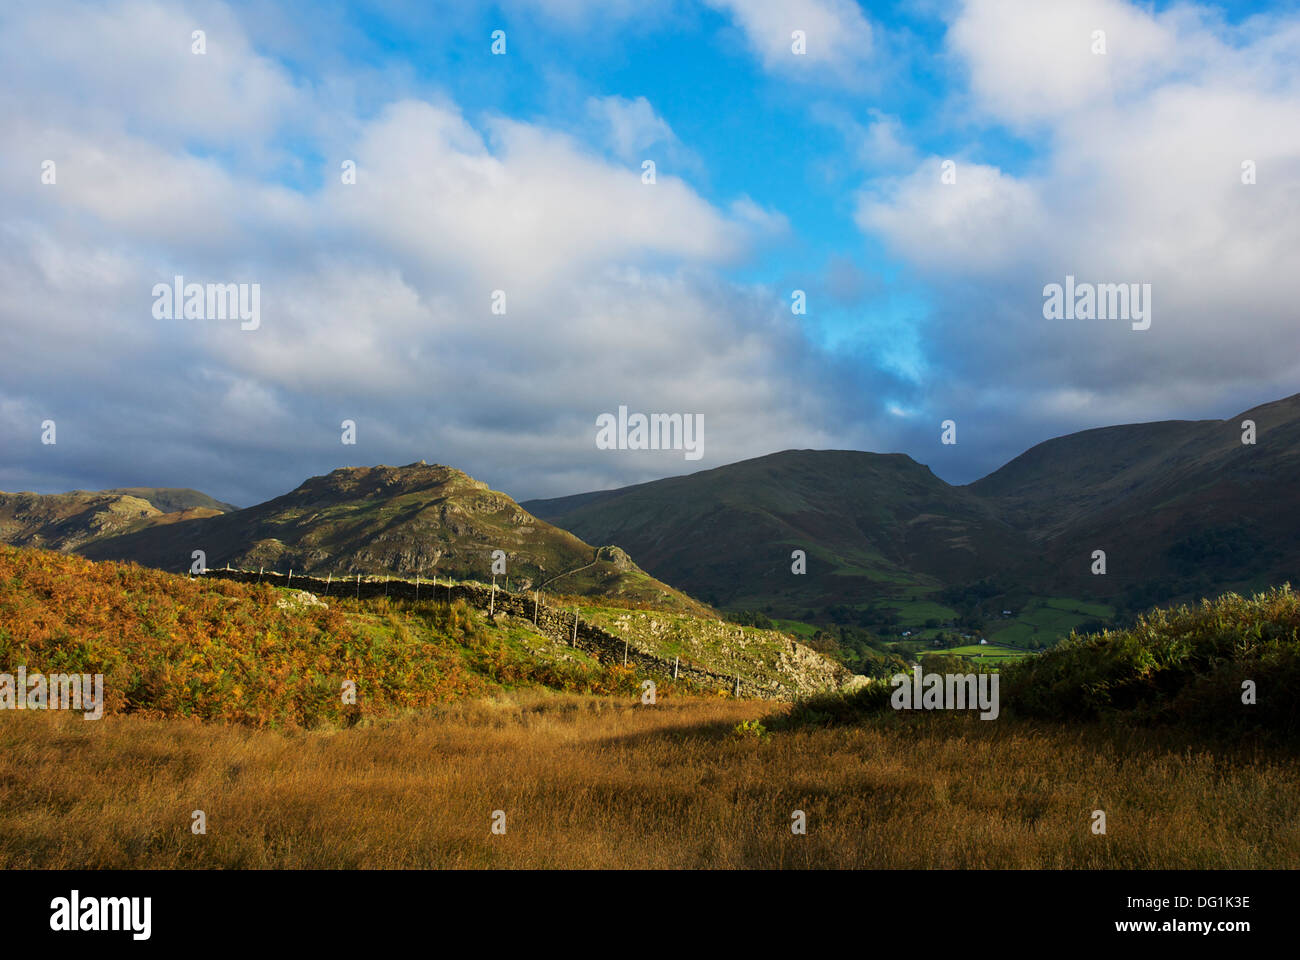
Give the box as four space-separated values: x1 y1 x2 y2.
2 697 1296 869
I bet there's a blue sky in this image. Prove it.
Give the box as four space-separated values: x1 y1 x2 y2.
2 0 1299 507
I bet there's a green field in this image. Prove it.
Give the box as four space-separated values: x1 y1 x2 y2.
919 642 1032 667
939 643 1025 659
892 599 961 627
987 596 1115 648
774 618 818 638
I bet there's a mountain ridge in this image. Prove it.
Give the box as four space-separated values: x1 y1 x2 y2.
75 461 711 615
525 392 1300 616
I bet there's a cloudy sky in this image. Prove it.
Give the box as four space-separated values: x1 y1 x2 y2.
2 0 1298 507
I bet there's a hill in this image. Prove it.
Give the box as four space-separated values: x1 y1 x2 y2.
76 462 711 614
0 545 650 726
526 393 1300 626
0 487 233 553
526 449 1029 611
101 487 238 514
0 545 854 722
968 393 1300 607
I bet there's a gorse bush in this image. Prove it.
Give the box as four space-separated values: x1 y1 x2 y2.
1002 586 1300 738
0 546 662 727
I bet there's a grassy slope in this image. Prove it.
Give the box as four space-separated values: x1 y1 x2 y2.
569 600 852 695
1004 586 1300 735
0 546 659 727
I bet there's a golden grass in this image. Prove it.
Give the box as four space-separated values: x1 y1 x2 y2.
2 695 1297 869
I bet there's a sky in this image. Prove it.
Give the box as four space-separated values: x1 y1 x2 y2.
2 0 1299 508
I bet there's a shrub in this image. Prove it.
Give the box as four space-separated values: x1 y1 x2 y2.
1002 586 1300 739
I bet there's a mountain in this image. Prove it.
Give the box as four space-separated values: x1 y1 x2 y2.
525 449 1031 610
0 488 234 553
527 393 1300 619
11 392 1299 637
968 393 1300 606
77 462 710 614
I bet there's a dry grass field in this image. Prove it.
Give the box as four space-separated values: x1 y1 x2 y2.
3 693 1297 869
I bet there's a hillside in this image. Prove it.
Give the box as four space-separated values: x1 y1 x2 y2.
968 393 1300 606
527 393 1300 626
788 584 1300 742
1003 585 1300 737
76 463 711 615
0 487 232 553
0 545 658 725
0 546 854 721
526 449 1029 611
11 392 1300 643
101 487 239 514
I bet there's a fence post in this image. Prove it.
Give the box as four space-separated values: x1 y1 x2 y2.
572 608 578 645
287 569 292 587
258 566 263 583
490 576 496 617
415 573 420 601
533 591 539 625
385 574 389 598
355 574 360 599
674 656 679 679
325 573 331 596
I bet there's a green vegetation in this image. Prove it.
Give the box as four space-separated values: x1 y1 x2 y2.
985 596 1116 650
773 618 818 638
778 585 1300 743
573 601 850 696
1005 586 1300 737
0 546 658 728
921 642 1029 667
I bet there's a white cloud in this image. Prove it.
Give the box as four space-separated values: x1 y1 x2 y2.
334 99 746 293
706 0 874 79
947 0 1181 126
585 95 678 161
857 158 1046 273
856 0 1300 460
0 0 879 505
0 0 302 145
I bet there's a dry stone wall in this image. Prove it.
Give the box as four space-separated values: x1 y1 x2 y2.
196 567 821 699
